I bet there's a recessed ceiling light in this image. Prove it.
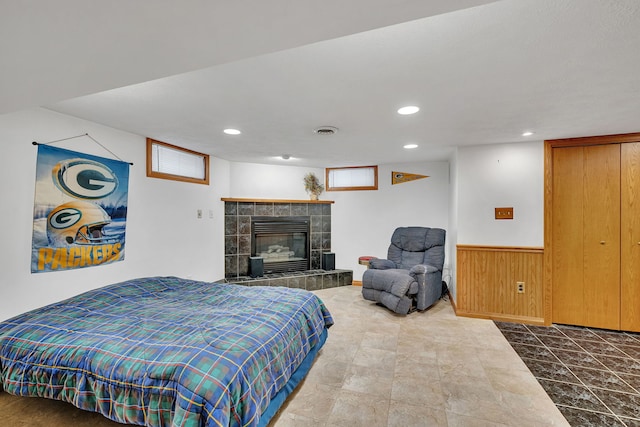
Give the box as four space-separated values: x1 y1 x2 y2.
397 106 420 115
522 131 534 137
403 144 418 149
281 154 291 160
223 128 241 135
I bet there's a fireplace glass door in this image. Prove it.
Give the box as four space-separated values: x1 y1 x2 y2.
251 216 310 273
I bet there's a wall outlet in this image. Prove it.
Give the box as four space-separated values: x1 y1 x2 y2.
516 281 525 293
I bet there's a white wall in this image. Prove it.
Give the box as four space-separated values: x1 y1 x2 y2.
0 108 228 320
228 161 324 200
447 149 459 299
456 141 544 247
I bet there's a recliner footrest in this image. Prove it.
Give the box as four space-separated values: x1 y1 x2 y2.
363 269 415 296
362 269 417 314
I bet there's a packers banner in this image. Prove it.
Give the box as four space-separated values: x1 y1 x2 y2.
31 145 129 273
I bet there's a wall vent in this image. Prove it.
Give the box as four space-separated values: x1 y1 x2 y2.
314 126 339 135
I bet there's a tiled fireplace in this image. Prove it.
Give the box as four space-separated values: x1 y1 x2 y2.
221 198 352 290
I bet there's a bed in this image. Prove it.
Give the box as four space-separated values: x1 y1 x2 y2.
0 276 333 426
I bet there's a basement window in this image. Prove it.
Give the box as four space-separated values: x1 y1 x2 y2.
147 138 210 185
326 165 378 191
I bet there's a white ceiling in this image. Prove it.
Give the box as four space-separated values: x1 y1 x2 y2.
5 0 640 167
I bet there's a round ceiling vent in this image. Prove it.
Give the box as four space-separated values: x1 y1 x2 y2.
313 126 339 135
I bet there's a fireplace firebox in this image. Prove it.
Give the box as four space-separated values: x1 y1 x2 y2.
251 216 310 273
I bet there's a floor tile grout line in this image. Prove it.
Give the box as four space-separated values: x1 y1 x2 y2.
553 401 623 418
530 366 639 396
539 324 604 342
614 346 640 361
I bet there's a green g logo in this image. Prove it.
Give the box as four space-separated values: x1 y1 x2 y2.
52 158 118 200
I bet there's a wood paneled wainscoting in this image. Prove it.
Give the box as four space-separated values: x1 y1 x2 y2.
456 245 544 325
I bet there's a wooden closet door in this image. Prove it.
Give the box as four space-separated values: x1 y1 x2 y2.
622 142 640 332
583 144 620 330
552 146 585 325
552 144 621 329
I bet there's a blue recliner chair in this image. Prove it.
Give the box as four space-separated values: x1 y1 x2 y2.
362 227 446 315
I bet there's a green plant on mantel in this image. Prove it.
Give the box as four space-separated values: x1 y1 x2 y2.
303 172 324 200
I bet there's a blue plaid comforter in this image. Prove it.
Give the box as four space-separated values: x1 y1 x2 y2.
0 277 333 426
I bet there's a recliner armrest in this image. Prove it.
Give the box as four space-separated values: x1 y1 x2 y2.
368 258 396 270
409 264 443 311
409 264 439 276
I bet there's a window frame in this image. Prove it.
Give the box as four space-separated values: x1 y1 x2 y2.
146 138 210 185
325 165 378 191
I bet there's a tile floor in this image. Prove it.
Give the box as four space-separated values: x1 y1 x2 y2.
270 286 568 426
0 286 568 426
495 321 640 427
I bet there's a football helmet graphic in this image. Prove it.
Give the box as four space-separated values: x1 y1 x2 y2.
47 201 121 246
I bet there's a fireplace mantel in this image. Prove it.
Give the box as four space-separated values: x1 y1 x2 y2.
221 198 334 204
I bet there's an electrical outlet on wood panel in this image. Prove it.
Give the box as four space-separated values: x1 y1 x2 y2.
516 281 525 293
